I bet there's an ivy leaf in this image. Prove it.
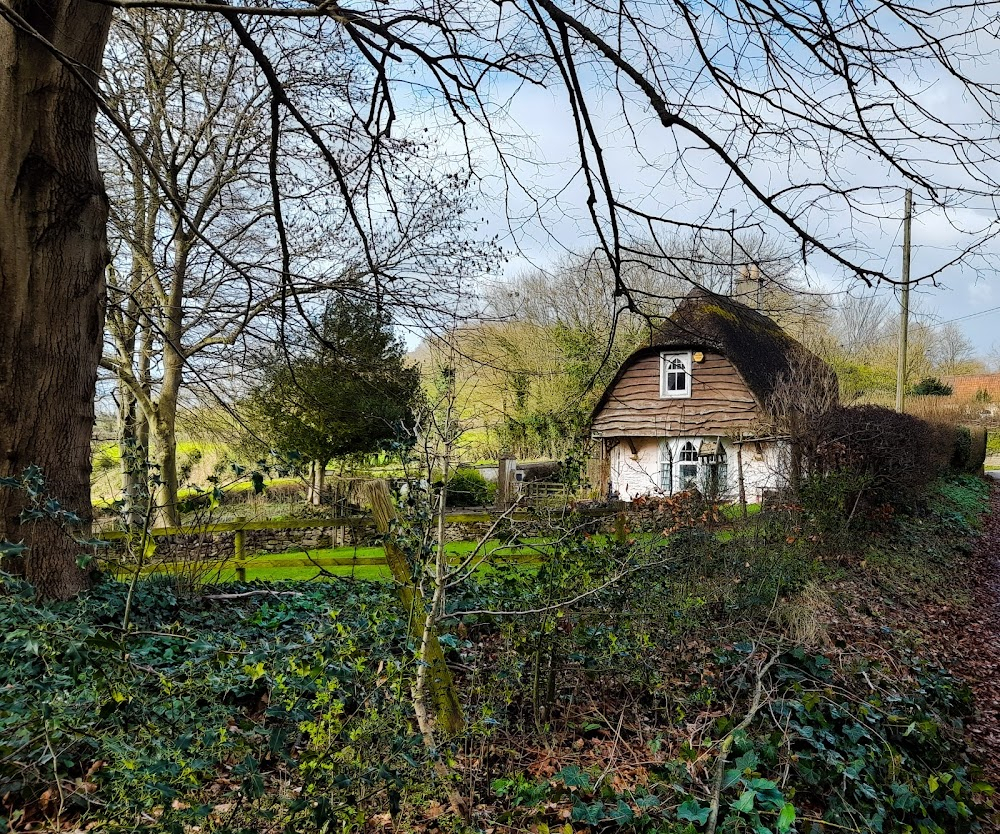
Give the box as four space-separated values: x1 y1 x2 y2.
607 800 634 825
570 800 602 824
777 802 796 832
554 765 591 790
843 723 868 744
677 799 710 824
731 790 756 814
723 769 743 790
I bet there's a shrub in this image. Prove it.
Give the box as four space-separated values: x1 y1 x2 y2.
446 468 494 507
912 376 953 396
951 425 973 472
988 431 1000 456
968 425 987 472
811 405 952 515
946 426 984 475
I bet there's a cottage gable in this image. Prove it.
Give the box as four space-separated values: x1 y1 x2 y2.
589 288 836 502
592 350 757 437
591 288 833 440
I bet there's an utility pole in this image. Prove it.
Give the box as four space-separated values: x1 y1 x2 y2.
895 188 913 412
729 208 736 296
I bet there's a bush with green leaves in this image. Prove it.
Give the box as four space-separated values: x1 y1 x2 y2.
0 576 442 832
911 377 953 396
445 468 495 507
485 646 991 834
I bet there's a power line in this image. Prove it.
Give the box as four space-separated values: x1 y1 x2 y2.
938 303 1000 325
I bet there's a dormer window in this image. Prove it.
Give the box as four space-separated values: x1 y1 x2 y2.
660 351 692 398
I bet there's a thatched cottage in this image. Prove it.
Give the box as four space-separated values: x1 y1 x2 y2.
590 287 836 502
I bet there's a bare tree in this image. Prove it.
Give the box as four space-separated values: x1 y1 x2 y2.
932 322 980 377
99 10 275 526
5 0 1000 595
98 9 488 526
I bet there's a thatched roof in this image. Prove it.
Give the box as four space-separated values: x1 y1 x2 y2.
592 286 835 420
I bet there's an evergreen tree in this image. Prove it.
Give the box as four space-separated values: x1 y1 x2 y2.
247 297 420 475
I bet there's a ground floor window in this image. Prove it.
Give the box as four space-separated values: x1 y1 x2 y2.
659 442 673 493
655 437 731 497
678 441 699 489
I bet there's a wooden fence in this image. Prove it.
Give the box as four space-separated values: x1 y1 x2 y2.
97 508 609 578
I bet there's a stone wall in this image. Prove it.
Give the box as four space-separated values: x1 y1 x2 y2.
105 522 379 563
102 512 603 564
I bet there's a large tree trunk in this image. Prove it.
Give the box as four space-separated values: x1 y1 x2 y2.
0 1 112 598
153 233 189 529
116 289 152 530
153 344 184 527
307 460 326 506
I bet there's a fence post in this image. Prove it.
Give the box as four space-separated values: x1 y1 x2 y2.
360 479 464 736
233 515 246 564
497 456 517 509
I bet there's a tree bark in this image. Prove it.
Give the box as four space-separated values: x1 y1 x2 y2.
119 386 150 529
154 405 181 528
153 232 189 528
0 1 112 598
307 460 326 506
115 281 152 529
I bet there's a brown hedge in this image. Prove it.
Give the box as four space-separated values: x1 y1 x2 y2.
811 405 954 510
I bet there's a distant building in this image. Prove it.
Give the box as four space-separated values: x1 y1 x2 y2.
941 373 1000 403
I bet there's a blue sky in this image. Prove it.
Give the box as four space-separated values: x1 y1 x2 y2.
445 3 1000 356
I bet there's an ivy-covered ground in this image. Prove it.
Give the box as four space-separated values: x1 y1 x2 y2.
1 475 997 833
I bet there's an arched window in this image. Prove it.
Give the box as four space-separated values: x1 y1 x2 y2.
660 352 691 398
678 441 698 488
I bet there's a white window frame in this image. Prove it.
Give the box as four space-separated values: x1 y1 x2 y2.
660 351 692 399
677 440 699 488
658 440 673 493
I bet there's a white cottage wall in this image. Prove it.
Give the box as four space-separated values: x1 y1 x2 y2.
609 436 788 504
609 438 663 500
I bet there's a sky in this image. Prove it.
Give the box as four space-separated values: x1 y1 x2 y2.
393 2 1000 358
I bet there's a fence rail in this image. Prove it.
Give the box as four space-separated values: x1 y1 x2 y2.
96 506 617 569
95 509 573 541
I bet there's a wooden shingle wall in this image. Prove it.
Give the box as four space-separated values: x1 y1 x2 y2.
592 351 760 437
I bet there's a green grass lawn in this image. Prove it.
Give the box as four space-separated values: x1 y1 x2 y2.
123 509 755 584
140 537 553 583
214 562 393 582
719 502 761 519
